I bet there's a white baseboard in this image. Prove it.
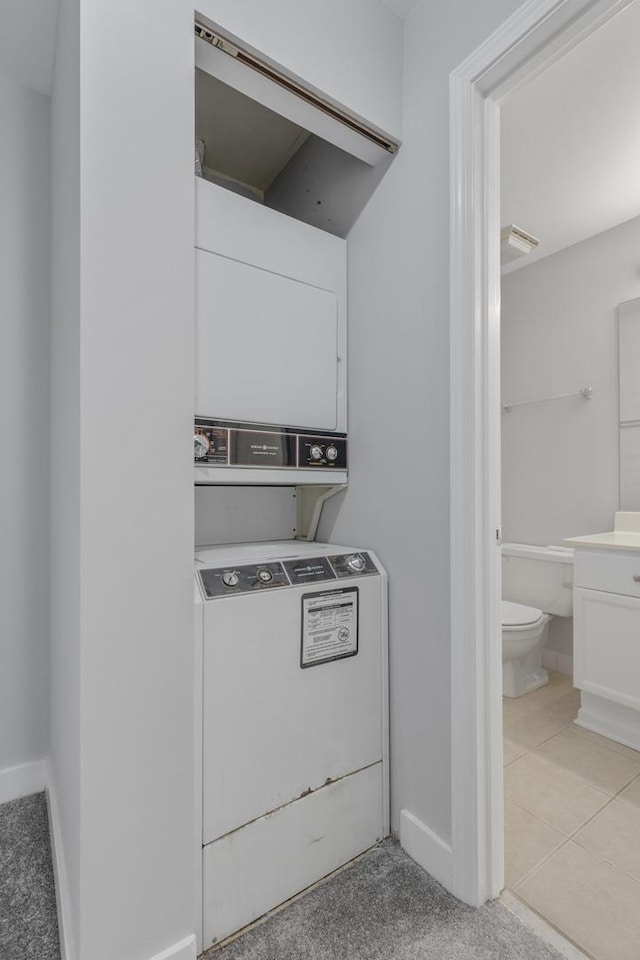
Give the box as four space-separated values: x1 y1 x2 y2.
0 758 46 806
147 935 197 960
541 651 573 677
399 808 452 890
576 693 640 751
46 762 76 960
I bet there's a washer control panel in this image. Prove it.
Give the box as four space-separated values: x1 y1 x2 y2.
284 557 337 585
198 552 378 599
199 562 290 599
329 552 379 578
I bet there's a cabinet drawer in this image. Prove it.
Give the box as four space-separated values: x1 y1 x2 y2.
574 587 640 710
574 550 640 598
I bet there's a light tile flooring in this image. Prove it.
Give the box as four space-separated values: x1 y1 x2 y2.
503 671 640 960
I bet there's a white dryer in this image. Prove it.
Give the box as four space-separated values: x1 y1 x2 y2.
194 540 388 950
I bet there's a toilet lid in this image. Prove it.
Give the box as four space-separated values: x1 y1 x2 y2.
502 600 543 626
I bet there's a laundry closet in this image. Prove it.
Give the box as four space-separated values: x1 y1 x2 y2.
191 16 400 952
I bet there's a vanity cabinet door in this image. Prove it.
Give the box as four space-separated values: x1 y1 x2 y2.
574 586 640 711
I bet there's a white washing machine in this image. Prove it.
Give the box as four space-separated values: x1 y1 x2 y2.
194 540 388 951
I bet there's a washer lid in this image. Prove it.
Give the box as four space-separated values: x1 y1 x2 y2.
501 600 543 626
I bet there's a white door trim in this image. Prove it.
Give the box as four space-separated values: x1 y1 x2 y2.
449 0 635 905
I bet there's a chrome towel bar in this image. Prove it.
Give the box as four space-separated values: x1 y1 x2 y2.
502 386 594 412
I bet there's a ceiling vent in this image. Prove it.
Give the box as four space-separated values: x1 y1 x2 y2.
501 224 540 265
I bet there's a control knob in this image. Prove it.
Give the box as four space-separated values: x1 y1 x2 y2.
257 568 273 583
309 444 324 461
194 433 210 460
326 445 338 462
222 570 240 588
347 554 366 572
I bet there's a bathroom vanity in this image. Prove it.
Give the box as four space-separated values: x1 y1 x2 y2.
565 512 640 750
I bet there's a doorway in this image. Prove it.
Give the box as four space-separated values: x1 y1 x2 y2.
449 0 638 911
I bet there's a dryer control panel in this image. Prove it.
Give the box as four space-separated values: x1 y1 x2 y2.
198 552 377 599
194 419 347 472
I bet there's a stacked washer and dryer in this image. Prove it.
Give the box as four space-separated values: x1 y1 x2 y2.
192 129 389 949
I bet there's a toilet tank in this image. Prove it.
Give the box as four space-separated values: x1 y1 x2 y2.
502 543 574 616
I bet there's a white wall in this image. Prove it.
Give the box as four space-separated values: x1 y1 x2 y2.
0 0 59 96
0 75 50 775
51 0 195 957
50 2 403 958
501 215 640 548
196 0 403 138
50 0 82 948
501 216 640 660
320 0 524 848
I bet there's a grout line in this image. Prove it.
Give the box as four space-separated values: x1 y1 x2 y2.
503 679 640 957
507 798 573 840
506 775 610 838
501 890 595 960
510 833 572 889
504 794 636 890
611 769 640 801
529 753 639 807
510 793 640 901
571 824 640 888
505 717 639 805
503 718 578 767
508 798 640 890
568 792 621 840
571 724 640 764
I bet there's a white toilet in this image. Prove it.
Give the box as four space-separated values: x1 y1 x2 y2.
501 543 574 698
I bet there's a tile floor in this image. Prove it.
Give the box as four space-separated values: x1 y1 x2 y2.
503 671 640 960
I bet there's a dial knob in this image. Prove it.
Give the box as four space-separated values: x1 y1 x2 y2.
310 444 324 461
194 433 210 460
326 445 338 462
347 554 366 572
257 567 273 583
222 570 240 588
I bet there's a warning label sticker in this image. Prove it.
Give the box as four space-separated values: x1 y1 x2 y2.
301 587 359 668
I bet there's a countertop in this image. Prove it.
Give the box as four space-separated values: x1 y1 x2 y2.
564 530 640 552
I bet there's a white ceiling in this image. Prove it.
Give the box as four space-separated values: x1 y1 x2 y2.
378 0 421 20
501 0 640 273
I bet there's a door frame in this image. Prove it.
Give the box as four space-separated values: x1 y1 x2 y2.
449 0 635 905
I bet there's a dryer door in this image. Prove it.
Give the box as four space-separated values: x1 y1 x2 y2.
196 249 338 430
195 178 347 434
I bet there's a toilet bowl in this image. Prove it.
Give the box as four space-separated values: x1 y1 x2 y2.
502 601 551 698
501 543 574 699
